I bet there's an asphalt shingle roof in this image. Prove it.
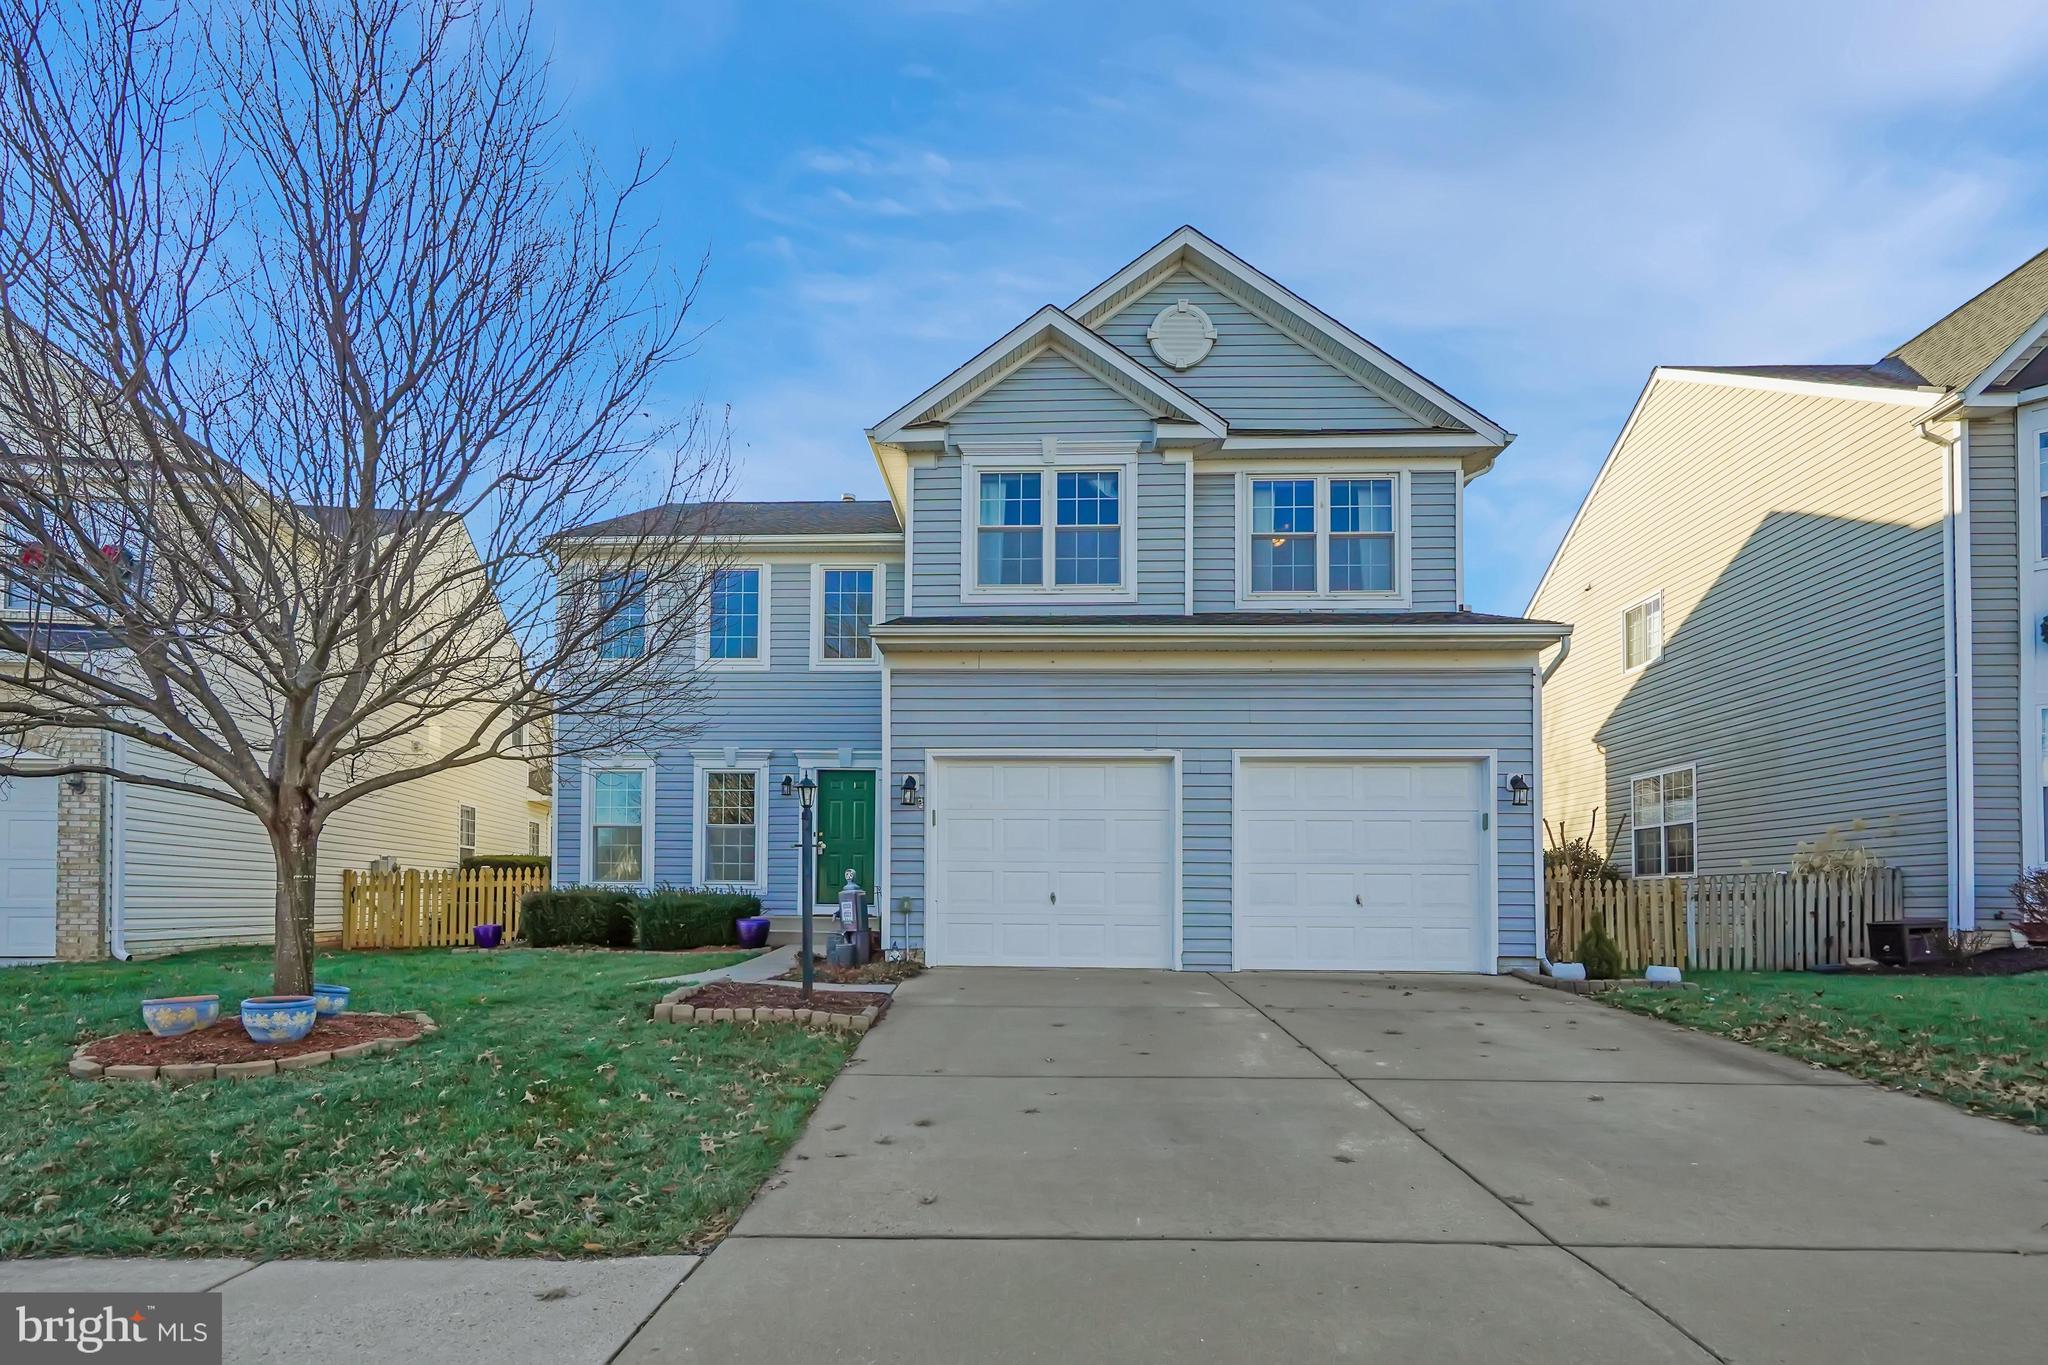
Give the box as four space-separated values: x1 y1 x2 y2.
559 500 900 540
1887 247 2048 391
1676 363 1929 391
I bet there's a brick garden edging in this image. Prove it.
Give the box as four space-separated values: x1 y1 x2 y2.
651 989 879 1034
68 1012 438 1082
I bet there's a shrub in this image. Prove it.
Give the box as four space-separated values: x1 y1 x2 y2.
635 891 762 951
1790 824 1886 878
464 853 552 873
1575 914 1624 980
520 888 635 948
2010 868 2048 944
1542 814 1624 883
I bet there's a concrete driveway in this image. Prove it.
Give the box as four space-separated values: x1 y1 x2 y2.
621 969 2046 1364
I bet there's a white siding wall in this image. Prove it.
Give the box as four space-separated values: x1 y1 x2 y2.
116 725 542 955
1533 377 1951 915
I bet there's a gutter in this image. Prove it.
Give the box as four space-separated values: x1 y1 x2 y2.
873 622 1570 649
1538 634 1572 683
106 732 130 960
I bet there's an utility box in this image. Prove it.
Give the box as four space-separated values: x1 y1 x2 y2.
837 870 870 965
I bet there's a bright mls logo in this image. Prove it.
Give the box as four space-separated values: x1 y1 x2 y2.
5 1293 221 1363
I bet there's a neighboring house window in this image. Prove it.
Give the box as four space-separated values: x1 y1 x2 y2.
966 458 1132 596
1622 594 1663 672
813 565 880 667
1242 473 1401 598
528 820 542 857
707 567 764 664
457 805 477 861
595 571 646 660
588 767 648 884
1630 766 1696 876
2038 434 2048 558
701 769 760 886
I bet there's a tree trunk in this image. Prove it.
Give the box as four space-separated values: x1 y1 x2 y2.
270 795 320 997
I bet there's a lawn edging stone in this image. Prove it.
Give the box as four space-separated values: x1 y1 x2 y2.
71 1010 432 1083
1509 968 1699 996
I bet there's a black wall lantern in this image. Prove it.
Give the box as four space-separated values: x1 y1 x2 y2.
900 774 922 807
1507 773 1532 807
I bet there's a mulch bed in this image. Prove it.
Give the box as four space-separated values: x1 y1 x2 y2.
775 959 924 986
682 981 892 1016
83 1012 424 1067
1868 947 2048 978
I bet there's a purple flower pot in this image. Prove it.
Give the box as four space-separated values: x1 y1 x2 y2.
736 916 771 950
474 923 504 950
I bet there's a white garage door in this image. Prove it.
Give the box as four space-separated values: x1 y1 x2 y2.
931 757 1174 968
0 773 59 960
1236 758 1488 973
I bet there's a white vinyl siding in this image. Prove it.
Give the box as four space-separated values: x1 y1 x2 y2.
1630 766 1696 876
1531 377 1951 919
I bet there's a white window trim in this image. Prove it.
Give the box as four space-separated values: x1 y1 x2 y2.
528 820 543 857
697 562 772 671
957 442 1140 604
1621 592 1664 674
810 562 885 670
580 757 657 889
2035 431 2048 562
1628 763 1697 878
1232 469 1411 608
457 804 478 861
691 759 770 893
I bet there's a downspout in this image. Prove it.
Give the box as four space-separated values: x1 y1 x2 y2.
105 731 130 959
1532 636 1571 968
1920 415 1973 929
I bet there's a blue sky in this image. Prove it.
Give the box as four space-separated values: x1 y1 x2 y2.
532 0 2048 611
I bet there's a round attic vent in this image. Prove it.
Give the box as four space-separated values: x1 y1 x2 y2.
1146 299 1216 370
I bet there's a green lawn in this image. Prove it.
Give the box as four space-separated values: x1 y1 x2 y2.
0 946 856 1258
1606 971 2048 1127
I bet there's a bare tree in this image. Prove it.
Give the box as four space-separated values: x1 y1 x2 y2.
0 0 726 994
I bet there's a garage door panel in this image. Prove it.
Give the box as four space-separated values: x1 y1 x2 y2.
0 776 59 960
933 757 1175 969
1237 759 1487 973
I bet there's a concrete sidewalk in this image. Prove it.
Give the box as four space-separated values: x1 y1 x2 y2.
0 1256 697 1365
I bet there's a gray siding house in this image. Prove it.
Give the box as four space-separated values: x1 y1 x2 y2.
1531 247 2048 929
554 227 1566 972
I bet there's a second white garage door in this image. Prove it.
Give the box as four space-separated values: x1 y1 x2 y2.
930 756 1175 968
1235 757 1489 973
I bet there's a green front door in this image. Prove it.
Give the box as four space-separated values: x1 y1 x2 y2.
815 770 877 907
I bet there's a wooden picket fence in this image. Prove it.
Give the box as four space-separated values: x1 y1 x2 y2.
1546 869 1906 972
339 866 548 949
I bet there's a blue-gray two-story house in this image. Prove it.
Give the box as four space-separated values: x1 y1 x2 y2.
553 227 1568 973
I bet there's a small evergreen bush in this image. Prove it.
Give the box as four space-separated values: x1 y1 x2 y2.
1575 914 1625 980
635 891 762 951
520 888 635 947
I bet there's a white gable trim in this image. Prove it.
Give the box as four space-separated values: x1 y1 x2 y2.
1069 226 1509 447
1961 306 2048 401
866 305 1227 447
1659 367 1942 407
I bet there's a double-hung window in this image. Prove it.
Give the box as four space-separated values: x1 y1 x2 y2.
457 805 477 862
699 768 762 887
968 458 1130 596
587 765 650 884
813 565 879 667
1242 473 1402 600
706 566 766 666
1630 766 1696 876
1623 594 1663 672
595 571 647 660
2037 433 2048 558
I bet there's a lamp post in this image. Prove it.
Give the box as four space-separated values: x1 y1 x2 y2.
784 774 819 999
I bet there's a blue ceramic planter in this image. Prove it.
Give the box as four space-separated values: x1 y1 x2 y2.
312 983 351 1017
140 994 221 1038
240 995 318 1044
